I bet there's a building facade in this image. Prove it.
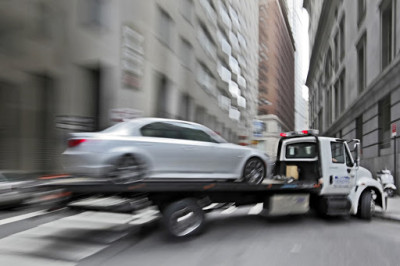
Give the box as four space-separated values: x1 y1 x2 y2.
304 0 400 185
287 0 309 131
0 0 259 172
256 0 295 157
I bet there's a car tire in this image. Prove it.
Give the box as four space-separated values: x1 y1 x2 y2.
163 198 205 238
358 190 374 220
108 155 146 184
243 157 265 185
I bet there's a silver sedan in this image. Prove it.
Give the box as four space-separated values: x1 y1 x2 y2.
62 118 273 184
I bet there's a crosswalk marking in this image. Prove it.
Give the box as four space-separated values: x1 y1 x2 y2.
0 210 47 226
248 203 264 215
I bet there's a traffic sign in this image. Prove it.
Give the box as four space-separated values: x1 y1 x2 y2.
392 123 397 138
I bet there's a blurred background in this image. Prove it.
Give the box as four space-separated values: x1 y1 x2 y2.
0 0 399 187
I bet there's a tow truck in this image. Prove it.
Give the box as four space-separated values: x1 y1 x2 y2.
38 130 386 238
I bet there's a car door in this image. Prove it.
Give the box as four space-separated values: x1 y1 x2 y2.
325 141 356 194
139 122 215 178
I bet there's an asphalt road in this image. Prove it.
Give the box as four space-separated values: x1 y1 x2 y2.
1 204 400 266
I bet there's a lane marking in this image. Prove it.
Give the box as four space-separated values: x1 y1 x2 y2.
0 210 49 226
221 206 237 215
290 243 302 253
248 203 264 215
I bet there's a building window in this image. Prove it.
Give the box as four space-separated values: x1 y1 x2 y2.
334 81 339 120
325 88 332 128
158 8 172 48
334 32 339 70
378 94 391 149
357 34 366 94
180 0 194 23
178 93 191 121
180 38 193 69
381 0 396 70
356 115 363 142
78 0 108 28
339 70 345 114
156 75 170 118
339 16 345 61
318 110 323 132
358 0 366 25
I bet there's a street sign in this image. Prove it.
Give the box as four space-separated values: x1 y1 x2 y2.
392 123 397 138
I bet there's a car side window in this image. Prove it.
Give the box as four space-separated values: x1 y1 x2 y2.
330 142 345 164
140 122 182 139
180 126 216 143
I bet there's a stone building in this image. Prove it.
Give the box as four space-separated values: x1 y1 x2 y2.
304 0 400 185
0 0 259 172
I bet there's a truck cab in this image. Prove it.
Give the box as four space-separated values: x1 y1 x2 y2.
274 130 385 219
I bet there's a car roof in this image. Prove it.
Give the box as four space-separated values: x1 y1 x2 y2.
126 117 205 128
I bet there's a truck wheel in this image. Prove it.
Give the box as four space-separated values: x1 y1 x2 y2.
163 198 204 238
358 190 375 220
108 155 146 184
385 188 395 197
243 158 265 185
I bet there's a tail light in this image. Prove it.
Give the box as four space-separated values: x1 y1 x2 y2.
68 139 87 148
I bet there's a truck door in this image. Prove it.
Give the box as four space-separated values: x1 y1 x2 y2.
324 141 356 194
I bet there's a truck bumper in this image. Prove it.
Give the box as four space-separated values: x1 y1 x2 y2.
319 196 351 216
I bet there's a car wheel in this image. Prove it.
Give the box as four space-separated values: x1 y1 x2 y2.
243 157 265 185
163 198 205 238
108 155 146 184
358 190 374 220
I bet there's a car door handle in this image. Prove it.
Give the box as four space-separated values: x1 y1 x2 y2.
347 169 351 174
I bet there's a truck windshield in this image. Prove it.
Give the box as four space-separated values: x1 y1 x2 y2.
285 143 317 159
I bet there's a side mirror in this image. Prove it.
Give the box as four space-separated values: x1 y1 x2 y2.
353 140 361 166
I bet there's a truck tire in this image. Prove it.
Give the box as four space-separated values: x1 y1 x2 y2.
385 188 395 197
163 198 205 238
108 155 146 184
358 190 374 220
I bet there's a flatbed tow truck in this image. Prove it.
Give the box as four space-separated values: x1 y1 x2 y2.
38 130 386 238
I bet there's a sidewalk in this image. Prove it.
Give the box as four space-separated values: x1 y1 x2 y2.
374 196 400 222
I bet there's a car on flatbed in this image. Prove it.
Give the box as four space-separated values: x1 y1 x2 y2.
62 118 273 184
42 130 386 238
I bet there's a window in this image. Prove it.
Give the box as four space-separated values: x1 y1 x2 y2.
325 88 331 128
286 143 317 159
357 34 366 94
156 75 169 118
378 94 391 149
334 81 339 120
331 142 345 163
339 70 345 114
345 147 354 167
381 0 395 69
178 93 191 121
159 8 172 48
140 122 181 139
356 115 363 141
176 123 217 143
180 0 194 23
340 16 345 61
180 38 193 69
358 0 366 24
78 0 108 28
334 32 339 70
